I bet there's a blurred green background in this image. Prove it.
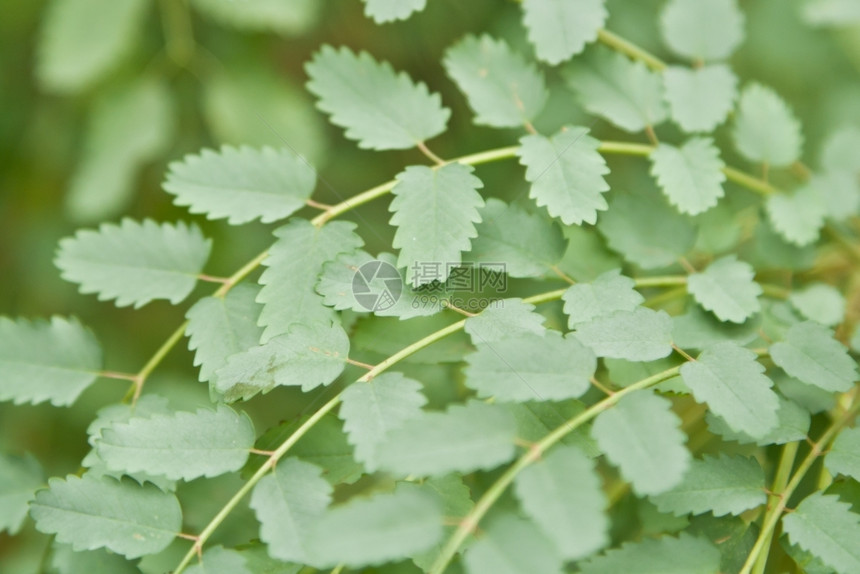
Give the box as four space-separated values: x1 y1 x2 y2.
2 0 860 570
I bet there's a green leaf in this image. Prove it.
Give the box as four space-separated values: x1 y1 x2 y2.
574 307 674 361
650 138 726 216
443 35 548 128
389 163 485 285
687 256 762 323
680 342 779 437
163 146 316 225
556 224 623 281
462 513 564 574
663 65 737 133
765 185 826 247
50 542 142 574
30 474 182 559
185 284 264 386
215 321 350 401
95 405 255 481
783 493 860 574
578 533 721 574
186 546 251 574
37 0 148 93
518 126 610 225
660 0 744 61
0 453 43 534
339 373 427 471
821 126 860 174
671 305 761 350
790 283 846 327
521 0 607 64
307 489 443 567
257 219 363 341
598 191 697 269
360 0 426 23
563 47 667 132
55 219 211 309
514 446 608 559
733 83 803 167
592 391 690 496
770 321 858 392
705 394 810 446
504 400 600 457
826 427 860 481
563 269 644 328
651 454 766 517
67 78 173 222
190 0 320 35
803 0 860 26
465 199 567 277
250 457 332 565
0 316 101 406
464 331 596 402
375 401 517 476
305 45 449 150
464 299 547 344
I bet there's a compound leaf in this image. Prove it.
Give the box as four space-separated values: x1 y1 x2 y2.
250 457 332 564
389 163 484 285
338 373 427 471
650 138 726 216
163 146 316 225
574 307 674 361
770 321 857 392
464 331 596 402
733 83 803 167
360 0 426 23
521 0 607 64
687 256 762 323
680 342 779 437
55 219 211 308
257 219 363 341
783 493 860 574
660 0 744 61
518 126 610 225
563 47 667 132
0 453 43 535
444 35 547 128
514 446 608 559
0 316 101 407
375 401 517 476
95 405 256 481
578 533 721 574
826 427 860 481
30 474 182 559
651 454 766 517
306 45 449 150
663 64 737 133
462 513 564 574
464 298 547 344
562 269 644 328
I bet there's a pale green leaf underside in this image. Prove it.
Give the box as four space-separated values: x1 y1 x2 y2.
444 34 548 128
783 493 860 574
0 316 101 407
463 513 564 574
733 83 803 167
825 427 860 481
306 45 449 150
790 283 846 327
765 185 825 247
680 342 779 437
660 0 744 61
650 137 726 216
191 0 320 35
687 255 762 323
464 330 596 402
339 373 427 471
591 391 690 496
464 298 547 344
376 401 517 477
563 269 644 328
518 126 610 225
164 145 316 224
522 0 607 64
389 163 485 285
360 0 426 23
663 64 737 133
0 454 43 535
651 454 766 517
578 533 721 574
514 446 608 559
770 321 858 392
30 474 182 559
96 405 255 481
574 307 674 361
55 219 211 309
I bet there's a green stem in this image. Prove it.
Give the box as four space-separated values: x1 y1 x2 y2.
596 29 667 71
751 441 799 574
428 366 683 574
634 275 688 288
158 0 195 68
